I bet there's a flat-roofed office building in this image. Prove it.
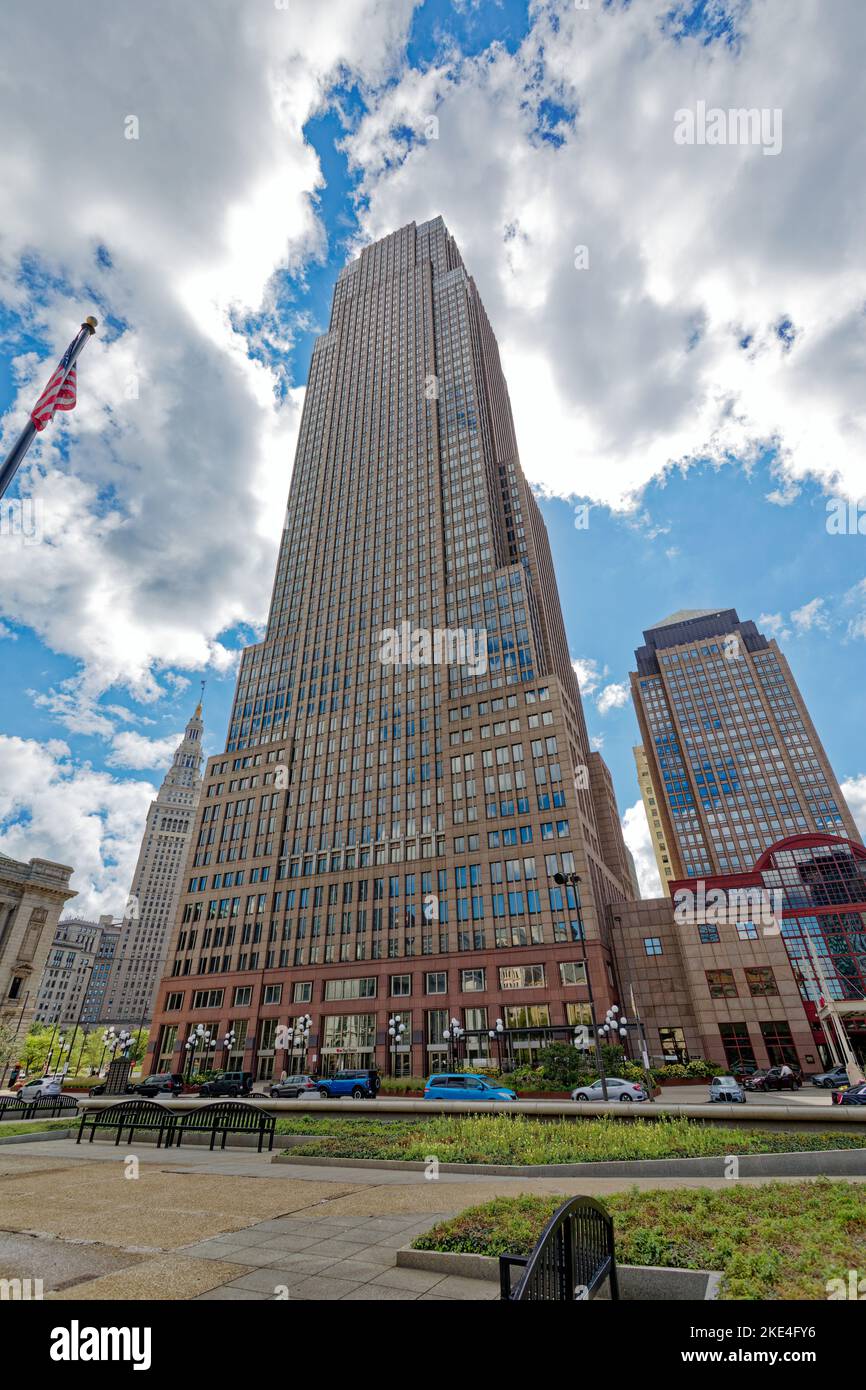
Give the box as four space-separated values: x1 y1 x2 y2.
147 218 633 1081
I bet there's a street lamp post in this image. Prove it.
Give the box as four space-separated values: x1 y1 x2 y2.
221 1028 237 1070
443 1017 464 1072
388 1015 406 1077
291 1015 312 1075
488 1017 505 1072
553 871 609 1102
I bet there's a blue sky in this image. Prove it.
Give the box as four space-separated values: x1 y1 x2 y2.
0 0 864 911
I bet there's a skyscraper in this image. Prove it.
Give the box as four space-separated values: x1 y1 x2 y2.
104 705 204 1027
630 608 860 879
632 744 674 894
148 217 632 1082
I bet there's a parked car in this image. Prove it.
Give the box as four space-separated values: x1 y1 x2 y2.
88 1081 135 1096
134 1072 185 1097
17 1076 63 1101
198 1071 254 1098
571 1077 648 1103
810 1064 849 1089
833 1081 866 1105
269 1074 318 1099
708 1074 746 1103
745 1065 802 1093
731 1061 759 1079
424 1073 517 1101
317 1069 381 1099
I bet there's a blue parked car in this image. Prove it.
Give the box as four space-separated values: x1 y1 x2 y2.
424 1073 517 1101
317 1069 381 1099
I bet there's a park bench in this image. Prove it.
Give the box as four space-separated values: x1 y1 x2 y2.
499 1196 619 1301
0 1092 78 1121
77 1098 178 1148
173 1100 276 1152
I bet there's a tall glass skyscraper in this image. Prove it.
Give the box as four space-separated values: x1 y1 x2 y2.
630 608 860 880
148 218 633 1081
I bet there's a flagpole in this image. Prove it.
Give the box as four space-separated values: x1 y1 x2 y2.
0 316 98 501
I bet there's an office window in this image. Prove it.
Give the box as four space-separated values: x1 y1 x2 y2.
461 968 485 992
498 963 544 989
390 974 411 996
745 967 778 997
698 924 719 944
232 986 253 1007
558 961 587 987
425 971 447 994
292 981 312 1003
706 969 737 999
643 937 663 957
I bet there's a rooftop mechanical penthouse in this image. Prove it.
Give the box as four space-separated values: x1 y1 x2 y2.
147 218 634 1081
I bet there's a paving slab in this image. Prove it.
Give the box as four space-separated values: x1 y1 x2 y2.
46 1254 250 1301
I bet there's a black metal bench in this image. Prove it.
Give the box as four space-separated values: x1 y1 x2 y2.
77 1099 178 1148
0 1092 79 1121
173 1101 276 1152
500 1196 619 1301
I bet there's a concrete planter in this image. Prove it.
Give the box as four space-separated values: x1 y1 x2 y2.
272 1145 866 1178
397 1247 721 1300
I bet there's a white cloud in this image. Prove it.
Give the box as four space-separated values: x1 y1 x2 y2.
840 773 866 837
621 800 663 900
596 681 630 715
344 0 866 512
791 597 830 633
0 735 156 918
758 611 791 642
106 730 183 770
0 0 417 700
571 656 604 695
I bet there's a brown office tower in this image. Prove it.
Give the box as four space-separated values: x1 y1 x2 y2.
148 217 632 1083
630 609 860 881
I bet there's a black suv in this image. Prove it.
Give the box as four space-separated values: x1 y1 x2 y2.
198 1071 254 1098
135 1072 184 1097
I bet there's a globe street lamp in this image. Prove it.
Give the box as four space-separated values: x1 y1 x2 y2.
291 1015 312 1075
443 1017 464 1072
553 871 609 1101
388 1015 406 1077
221 1028 237 1069
488 1016 505 1072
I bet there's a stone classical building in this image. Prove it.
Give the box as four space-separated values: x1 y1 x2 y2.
0 852 76 1043
103 705 204 1028
147 217 634 1082
630 609 860 880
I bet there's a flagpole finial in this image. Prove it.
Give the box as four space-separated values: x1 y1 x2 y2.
82 316 98 333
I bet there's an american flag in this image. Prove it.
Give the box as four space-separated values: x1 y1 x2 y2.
30 342 78 431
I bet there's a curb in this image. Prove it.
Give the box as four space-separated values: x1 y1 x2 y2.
0 1128 73 1145
271 1146 866 1178
395 1247 722 1299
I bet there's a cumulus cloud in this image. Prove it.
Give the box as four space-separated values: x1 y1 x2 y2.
621 800 664 900
758 612 791 642
0 0 416 700
0 735 156 918
106 730 183 771
344 0 866 512
571 656 604 695
596 681 630 716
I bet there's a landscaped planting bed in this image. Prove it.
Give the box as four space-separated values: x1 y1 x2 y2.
410 1182 866 1299
277 1112 866 1164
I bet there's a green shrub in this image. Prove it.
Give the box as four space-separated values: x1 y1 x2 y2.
412 1182 866 1300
